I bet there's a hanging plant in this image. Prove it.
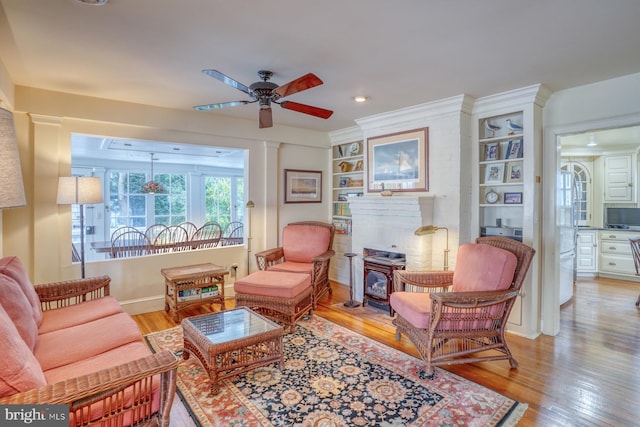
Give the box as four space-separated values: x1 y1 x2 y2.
142 153 166 194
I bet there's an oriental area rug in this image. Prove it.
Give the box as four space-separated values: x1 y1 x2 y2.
145 315 526 426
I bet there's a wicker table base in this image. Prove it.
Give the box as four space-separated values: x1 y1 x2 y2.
181 307 284 394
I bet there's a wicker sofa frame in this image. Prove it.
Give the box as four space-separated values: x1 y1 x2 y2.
0 275 179 427
392 236 535 375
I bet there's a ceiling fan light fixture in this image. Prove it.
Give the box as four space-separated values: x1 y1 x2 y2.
74 0 109 5
353 96 369 103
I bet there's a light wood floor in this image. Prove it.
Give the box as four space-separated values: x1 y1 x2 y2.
133 277 640 426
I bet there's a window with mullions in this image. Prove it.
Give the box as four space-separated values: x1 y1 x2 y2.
109 171 187 232
152 173 186 225
205 176 244 232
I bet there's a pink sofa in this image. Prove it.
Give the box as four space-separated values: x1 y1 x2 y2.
0 256 178 427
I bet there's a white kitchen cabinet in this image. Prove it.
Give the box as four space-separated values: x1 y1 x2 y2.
598 230 640 280
576 230 598 275
604 154 635 203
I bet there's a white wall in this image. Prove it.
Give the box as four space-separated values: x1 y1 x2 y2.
2 86 331 314
542 72 640 335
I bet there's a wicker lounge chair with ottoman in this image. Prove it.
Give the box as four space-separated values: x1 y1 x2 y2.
254 221 335 308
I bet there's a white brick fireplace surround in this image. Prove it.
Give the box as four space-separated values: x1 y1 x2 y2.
348 196 435 302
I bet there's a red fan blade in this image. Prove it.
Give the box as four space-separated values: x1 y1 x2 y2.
193 101 250 111
280 101 333 119
202 70 251 95
275 73 323 98
259 108 273 128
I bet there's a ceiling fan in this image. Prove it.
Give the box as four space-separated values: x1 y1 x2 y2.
194 70 333 128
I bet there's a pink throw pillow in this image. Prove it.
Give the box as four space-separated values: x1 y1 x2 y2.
0 303 46 398
0 256 43 326
0 274 38 350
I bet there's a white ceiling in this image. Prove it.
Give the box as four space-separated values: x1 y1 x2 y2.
1 0 640 135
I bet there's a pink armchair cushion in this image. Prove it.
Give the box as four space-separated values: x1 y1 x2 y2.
234 270 311 299
389 292 432 329
0 256 43 326
267 261 312 275
0 274 38 350
0 303 46 398
38 296 124 334
282 224 332 263
452 244 517 292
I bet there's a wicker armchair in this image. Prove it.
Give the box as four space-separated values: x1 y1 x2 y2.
0 275 179 427
255 221 335 307
390 236 535 376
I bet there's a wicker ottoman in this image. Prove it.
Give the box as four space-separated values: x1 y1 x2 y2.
234 270 312 333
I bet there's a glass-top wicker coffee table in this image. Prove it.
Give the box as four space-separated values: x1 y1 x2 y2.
181 307 284 394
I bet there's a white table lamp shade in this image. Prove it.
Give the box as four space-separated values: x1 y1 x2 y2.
57 177 103 205
0 108 26 209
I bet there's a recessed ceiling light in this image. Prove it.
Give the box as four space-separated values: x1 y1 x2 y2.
353 96 369 103
74 0 109 5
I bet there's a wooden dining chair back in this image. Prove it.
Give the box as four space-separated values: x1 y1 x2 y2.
390 236 535 376
222 223 244 246
145 224 168 242
111 230 150 258
192 222 223 248
179 221 199 240
628 237 640 307
111 226 139 242
153 225 189 253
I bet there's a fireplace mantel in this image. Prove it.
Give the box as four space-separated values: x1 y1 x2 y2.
348 195 435 301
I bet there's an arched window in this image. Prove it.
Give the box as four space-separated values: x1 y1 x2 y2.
561 162 591 226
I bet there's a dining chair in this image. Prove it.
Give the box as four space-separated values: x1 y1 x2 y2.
192 222 223 248
152 225 189 253
111 226 139 242
145 224 168 242
111 230 151 258
178 221 199 240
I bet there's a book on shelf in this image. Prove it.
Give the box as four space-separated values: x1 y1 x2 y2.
333 218 352 235
333 203 351 216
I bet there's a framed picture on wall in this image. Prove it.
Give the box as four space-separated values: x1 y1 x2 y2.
366 127 429 193
284 169 322 203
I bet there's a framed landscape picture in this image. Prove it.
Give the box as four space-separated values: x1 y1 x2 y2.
284 169 322 203
504 192 523 204
366 127 428 193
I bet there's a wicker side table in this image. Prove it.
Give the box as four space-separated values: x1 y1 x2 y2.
182 307 284 394
161 263 228 322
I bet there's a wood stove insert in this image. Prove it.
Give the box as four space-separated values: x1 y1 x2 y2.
363 248 406 315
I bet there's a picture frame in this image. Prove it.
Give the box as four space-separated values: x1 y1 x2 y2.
366 127 428 193
337 193 348 202
284 169 322 203
505 161 523 183
338 176 351 187
484 163 505 184
504 192 523 204
506 139 523 159
484 143 499 161
354 159 363 171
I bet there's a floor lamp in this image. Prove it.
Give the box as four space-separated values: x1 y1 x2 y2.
414 225 450 271
57 177 103 278
245 200 255 275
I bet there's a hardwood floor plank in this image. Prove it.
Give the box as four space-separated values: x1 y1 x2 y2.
132 277 640 426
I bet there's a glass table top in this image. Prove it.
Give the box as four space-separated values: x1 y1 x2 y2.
184 307 280 344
